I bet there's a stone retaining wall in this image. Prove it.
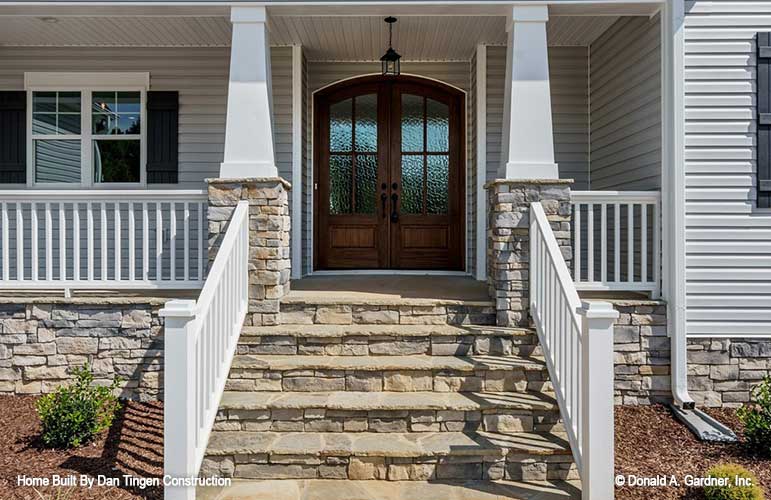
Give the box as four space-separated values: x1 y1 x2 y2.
0 299 164 400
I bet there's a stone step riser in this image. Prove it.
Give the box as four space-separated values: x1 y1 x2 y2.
213 408 563 434
279 304 496 327
237 335 541 357
201 453 577 482
225 368 552 394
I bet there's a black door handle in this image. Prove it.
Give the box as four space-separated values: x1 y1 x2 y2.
390 193 399 223
380 192 387 218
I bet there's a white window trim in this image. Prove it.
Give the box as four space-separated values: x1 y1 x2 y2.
24 72 149 189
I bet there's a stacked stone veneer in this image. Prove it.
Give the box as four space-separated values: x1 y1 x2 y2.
208 177 291 327
0 299 163 400
612 300 670 405
610 300 771 408
485 180 572 327
687 339 771 407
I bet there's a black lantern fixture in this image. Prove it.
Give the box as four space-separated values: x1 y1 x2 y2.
380 16 401 76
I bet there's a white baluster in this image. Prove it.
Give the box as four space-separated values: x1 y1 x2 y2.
16 203 23 281
2 202 9 281
129 202 136 282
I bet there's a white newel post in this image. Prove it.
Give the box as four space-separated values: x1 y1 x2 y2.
578 301 618 500
159 299 198 500
500 5 558 179
220 6 277 178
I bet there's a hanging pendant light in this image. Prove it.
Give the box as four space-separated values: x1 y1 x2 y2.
380 17 401 76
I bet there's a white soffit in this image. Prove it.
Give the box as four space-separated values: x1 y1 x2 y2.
0 14 619 54
0 16 232 47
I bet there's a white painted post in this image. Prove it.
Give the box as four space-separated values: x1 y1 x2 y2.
577 301 618 500
499 5 558 180
159 299 197 500
220 6 278 178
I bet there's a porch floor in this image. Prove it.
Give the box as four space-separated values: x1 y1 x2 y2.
286 275 490 304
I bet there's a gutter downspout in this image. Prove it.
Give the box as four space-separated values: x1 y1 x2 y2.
662 0 695 409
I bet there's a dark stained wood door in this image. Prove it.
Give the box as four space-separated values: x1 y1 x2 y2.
315 76 464 270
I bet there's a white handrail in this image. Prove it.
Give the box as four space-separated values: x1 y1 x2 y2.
0 190 207 292
571 190 661 297
160 200 249 500
529 202 618 500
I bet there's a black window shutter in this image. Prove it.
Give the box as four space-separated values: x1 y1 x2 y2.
0 91 26 184
758 33 771 208
146 91 179 184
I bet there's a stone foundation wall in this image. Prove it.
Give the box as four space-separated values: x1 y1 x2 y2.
485 179 573 327
612 300 670 405
208 177 291 327
0 299 163 400
687 339 771 407
610 300 771 408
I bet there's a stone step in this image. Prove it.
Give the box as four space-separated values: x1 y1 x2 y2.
214 391 562 434
202 431 575 482
279 301 496 326
237 324 538 357
198 479 582 500
225 355 551 393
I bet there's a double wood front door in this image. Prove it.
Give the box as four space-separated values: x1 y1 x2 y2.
314 76 464 270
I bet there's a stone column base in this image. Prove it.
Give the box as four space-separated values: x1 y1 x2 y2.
485 179 572 327
208 177 291 326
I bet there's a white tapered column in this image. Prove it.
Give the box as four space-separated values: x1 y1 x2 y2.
220 6 277 178
499 5 558 179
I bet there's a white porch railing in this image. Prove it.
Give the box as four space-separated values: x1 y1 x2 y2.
0 190 207 292
529 201 618 500
571 191 661 297
160 200 249 500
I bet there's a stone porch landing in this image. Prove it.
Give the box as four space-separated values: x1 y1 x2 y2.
199 479 581 500
286 275 490 304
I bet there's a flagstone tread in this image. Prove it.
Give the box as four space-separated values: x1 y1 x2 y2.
219 391 558 412
230 355 546 372
281 296 494 307
198 479 582 500
206 431 571 458
239 324 532 338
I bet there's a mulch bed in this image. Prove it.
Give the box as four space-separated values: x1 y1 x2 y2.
616 404 770 500
0 395 163 500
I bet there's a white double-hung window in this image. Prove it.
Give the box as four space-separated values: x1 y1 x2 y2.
25 72 149 187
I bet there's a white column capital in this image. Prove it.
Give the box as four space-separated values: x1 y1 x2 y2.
230 5 267 24
509 4 549 26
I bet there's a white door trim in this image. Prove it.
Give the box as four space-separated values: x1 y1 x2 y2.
291 44 303 279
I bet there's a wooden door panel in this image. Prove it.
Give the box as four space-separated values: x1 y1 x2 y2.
389 81 464 270
315 82 389 269
314 76 464 271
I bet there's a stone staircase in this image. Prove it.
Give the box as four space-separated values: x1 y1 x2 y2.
200 293 579 498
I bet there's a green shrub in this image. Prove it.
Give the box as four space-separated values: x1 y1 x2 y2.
737 375 771 457
36 365 122 449
703 464 764 500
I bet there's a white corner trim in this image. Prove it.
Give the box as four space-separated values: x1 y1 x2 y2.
24 72 150 90
475 44 487 282
291 45 303 280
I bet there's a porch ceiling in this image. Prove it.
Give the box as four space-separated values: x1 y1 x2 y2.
0 13 618 57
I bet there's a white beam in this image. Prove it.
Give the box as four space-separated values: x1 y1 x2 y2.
499 5 558 180
220 6 277 178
